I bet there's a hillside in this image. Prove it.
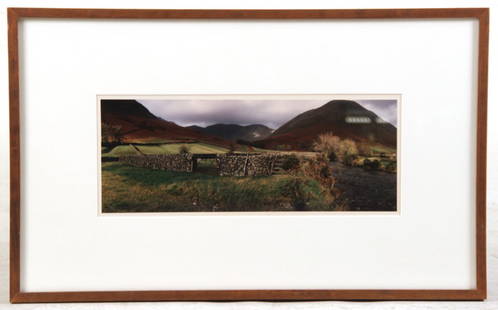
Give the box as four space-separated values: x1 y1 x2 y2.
188 124 273 142
100 99 230 146
256 100 397 150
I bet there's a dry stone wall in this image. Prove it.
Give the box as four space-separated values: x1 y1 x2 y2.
120 154 194 172
120 153 296 176
216 153 289 176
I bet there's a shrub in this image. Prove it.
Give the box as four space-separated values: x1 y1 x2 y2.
101 123 124 145
385 161 397 173
299 153 335 192
313 132 358 163
179 145 190 154
358 143 372 156
313 132 341 159
280 178 308 211
371 160 381 170
363 159 380 170
281 155 300 171
227 142 236 154
341 139 359 157
343 154 358 167
328 151 338 162
299 141 311 150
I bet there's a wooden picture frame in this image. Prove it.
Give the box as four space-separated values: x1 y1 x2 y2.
8 7 488 303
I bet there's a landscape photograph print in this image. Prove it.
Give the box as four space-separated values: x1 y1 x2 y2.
100 96 398 213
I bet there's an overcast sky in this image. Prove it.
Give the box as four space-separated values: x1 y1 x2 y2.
138 99 398 129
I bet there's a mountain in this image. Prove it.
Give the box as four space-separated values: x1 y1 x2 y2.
101 99 230 146
255 100 396 150
188 124 273 142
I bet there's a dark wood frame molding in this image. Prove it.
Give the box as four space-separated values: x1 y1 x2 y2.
8 7 489 303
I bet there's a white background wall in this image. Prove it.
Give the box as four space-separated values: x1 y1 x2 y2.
0 0 496 309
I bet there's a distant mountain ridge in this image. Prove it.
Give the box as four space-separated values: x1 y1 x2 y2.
256 100 396 150
101 100 230 146
188 124 274 142
101 99 396 151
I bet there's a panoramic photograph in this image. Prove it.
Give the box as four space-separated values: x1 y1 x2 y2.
100 96 398 213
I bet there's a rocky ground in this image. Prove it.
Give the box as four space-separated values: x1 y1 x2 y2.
331 162 397 211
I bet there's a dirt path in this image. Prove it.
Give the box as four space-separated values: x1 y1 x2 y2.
331 162 397 211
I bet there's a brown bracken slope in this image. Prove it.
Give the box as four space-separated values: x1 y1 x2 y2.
255 100 397 150
100 99 230 146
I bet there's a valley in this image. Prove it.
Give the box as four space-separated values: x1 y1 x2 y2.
100 98 398 213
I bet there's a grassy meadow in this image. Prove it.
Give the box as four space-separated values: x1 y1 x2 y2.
102 142 229 157
101 139 396 212
101 161 335 213
102 142 279 158
100 98 398 212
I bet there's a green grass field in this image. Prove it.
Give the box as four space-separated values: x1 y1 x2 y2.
101 162 335 212
102 142 319 159
103 143 229 157
101 140 324 160
139 143 229 154
370 144 396 154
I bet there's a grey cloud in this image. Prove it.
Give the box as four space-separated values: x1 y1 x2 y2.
139 99 398 129
357 100 398 127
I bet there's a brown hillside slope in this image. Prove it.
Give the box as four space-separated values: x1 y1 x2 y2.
256 100 397 150
100 99 230 146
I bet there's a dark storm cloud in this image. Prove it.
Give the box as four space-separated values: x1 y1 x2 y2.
138 99 398 129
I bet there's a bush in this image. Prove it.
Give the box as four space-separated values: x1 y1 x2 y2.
281 155 300 171
358 143 372 156
313 132 341 157
343 154 358 167
299 141 311 150
179 145 190 154
341 139 358 158
385 161 396 173
313 132 358 163
280 178 308 211
328 151 338 162
299 154 335 192
101 123 124 146
227 142 236 154
371 160 381 170
363 159 380 170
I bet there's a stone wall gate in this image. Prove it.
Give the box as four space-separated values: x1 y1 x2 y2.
120 153 295 176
